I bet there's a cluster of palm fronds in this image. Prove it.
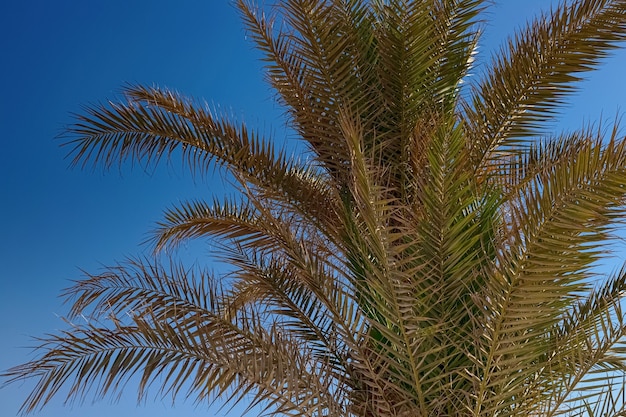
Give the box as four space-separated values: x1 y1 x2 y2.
5 0 626 416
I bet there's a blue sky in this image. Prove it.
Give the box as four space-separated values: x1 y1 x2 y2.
1 1 625 416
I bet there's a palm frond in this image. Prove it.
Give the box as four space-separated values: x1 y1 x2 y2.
5 1 626 416
467 0 626 174
474 131 626 415
541 265 626 416
238 0 373 179
3 258 343 415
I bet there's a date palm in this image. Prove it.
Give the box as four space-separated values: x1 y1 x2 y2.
5 0 626 416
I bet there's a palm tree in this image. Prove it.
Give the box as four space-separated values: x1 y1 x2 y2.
5 0 626 415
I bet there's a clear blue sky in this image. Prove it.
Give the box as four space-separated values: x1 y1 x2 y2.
1 1 625 416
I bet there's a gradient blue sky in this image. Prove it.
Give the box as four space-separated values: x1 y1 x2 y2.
1 1 625 416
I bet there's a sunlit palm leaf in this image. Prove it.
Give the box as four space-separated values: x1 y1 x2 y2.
467 0 626 175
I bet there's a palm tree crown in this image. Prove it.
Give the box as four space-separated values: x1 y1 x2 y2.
5 0 626 416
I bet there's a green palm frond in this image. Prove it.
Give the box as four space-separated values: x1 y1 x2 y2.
473 133 626 415
537 266 626 416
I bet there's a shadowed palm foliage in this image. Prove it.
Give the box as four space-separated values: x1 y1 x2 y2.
5 0 626 415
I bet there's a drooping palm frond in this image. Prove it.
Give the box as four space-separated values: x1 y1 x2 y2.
67 84 346 245
5 1 626 416
5 258 344 415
